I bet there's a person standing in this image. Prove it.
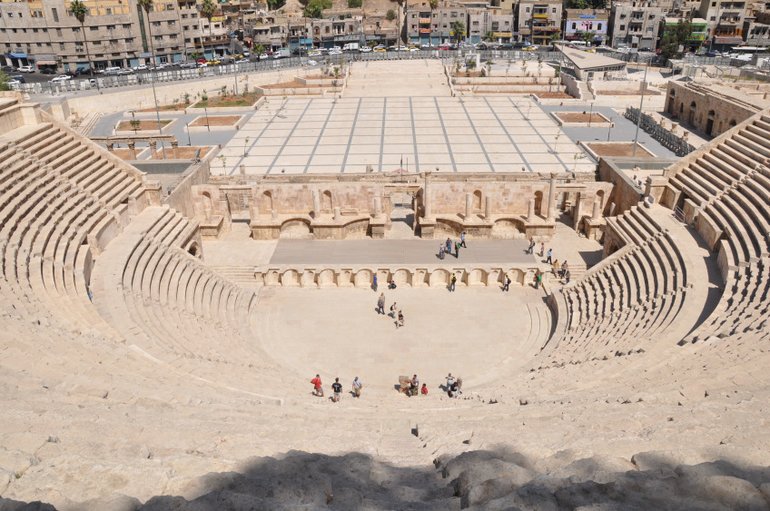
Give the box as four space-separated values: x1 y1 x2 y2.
460 231 467 248
376 293 385 315
535 270 543 289
527 237 535 255
397 310 405 328
389 302 398 317
372 273 378 292
331 377 342 402
546 248 553 264
503 274 511 292
455 241 461 259
450 274 457 292
438 244 445 260
446 373 456 391
352 377 362 398
445 238 452 254
421 383 429 396
410 374 419 397
311 374 323 397
539 242 545 257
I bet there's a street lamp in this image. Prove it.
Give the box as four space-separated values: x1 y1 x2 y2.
632 53 649 157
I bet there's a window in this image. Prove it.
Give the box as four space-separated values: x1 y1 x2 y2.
106 7 112 14
90 26 98 31
552 7 556 12
525 6 530 12
571 22 576 29
620 24 625 30
597 22 602 29
56 28 62 36
52 7 59 21
107 24 115 30
59 42 64 49
93 40 101 45
123 23 130 28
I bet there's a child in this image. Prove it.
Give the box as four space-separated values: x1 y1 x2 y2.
397 310 405 328
421 383 429 396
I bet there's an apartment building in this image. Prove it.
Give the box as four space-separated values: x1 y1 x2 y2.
609 2 665 50
407 5 466 46
661 16 709 49
0 0 229 72
699 0 747 48
514 0 561 45
564 8 609 45
742 1 770 46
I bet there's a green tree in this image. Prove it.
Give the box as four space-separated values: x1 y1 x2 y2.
347 0 362 8
303 0 331 18
137 0 157 66
450 20 465 43
69 0 95 77
660 20 693 60
582 31 595 45
200 0 217 39
386 8 396 21
0 70 10 91
266 0 286 9
428 0 438 9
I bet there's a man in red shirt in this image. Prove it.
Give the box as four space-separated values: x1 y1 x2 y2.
311 374 323 397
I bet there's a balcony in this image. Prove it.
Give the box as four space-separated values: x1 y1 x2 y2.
532 12 549 19
419 27 431 34
419 18 431 24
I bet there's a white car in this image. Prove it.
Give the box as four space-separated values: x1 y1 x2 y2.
259 53 269 60
359 46 372 53
50 75 72 83
132 64 148 71
17 65 35 73
7 79 22 89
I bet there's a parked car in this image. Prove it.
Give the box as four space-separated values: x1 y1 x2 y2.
180 62 196 68
132 64 148 71
17 65 35 73
7 79 22 89
359 46 372 53
100 66 122 75
40 67 56 74
117 68 134 75
259 53 269 60
50 75 72 83
9 74 25 83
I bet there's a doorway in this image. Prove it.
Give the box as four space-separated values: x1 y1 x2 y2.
387 191 417 239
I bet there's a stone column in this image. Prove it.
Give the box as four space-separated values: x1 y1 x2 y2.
592 199 601 220
484 197 491 219
527 198 536 222
149 140 157 158
465 193 473 219
333 206 341 221
127 142 137 160
312 190 321 216
374 195 382 217
546 174 557 222
423 172 431 218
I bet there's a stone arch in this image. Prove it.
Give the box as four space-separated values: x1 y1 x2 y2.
467 268 486 286
281 269 300 286
729 119 737 128
429 268 450 287
321 190 333 213
354 269 373 288
187 241 201 258
260 190 273 215
280 218 311 238
392 268 411 286
491 218 525 239
317 269 336 287
472 190 482 212
534 191 544 216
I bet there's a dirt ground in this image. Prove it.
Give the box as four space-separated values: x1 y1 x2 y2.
116 120 171 131
150 145 213 159
192 93 261 108
190 115 241 127
586 142 656 158
555 112 609 123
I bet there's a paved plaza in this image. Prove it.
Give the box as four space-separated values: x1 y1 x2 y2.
215 95 596 175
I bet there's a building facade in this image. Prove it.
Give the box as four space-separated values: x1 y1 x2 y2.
698 0 747 49
609 2 664 50
564 9 609 45
0 0 230 72
515 0 561 45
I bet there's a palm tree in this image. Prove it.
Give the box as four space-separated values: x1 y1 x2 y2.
138 0 165 156
69 0 96 79
200 0 217 57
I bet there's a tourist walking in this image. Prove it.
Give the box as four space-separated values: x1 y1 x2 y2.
372 274 378 292
311 374 323 397
352 377 363 398
449 274 457 292
376 293 385 315
551 259 560 276
438 244 445 260
502 275 511 292
527 237 535 255
561 261 569 279
534 270 543 289
331 377 342 402
546 248 553 264
539 242 545 257
389 302 398 317
445 238 452 254
397 310 405 328
455 241 461 259
421 383 429 396
460 231 467 248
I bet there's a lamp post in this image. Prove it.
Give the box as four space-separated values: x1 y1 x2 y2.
588 101 594 127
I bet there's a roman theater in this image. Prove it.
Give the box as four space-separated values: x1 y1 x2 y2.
1 55 770 510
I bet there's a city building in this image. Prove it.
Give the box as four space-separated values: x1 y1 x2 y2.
407 5 467 46
609 2 665 50
564 9 609 45
514 0 561 45
0 0 231 72
742 3 770 47
698 0 747 50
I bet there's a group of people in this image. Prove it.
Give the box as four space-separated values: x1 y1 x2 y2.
552 259 570 283
400 373 462 398
376 293 404 327
372 274 398 292
311 374 363 402
438 232 467 260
